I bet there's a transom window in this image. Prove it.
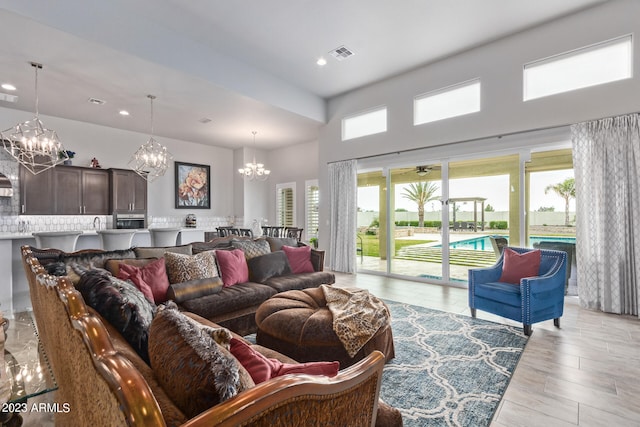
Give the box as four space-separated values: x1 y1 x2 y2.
414 79 481 126
342 106 387 141
523 35 632 101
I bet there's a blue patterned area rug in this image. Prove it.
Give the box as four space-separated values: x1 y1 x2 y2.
381 300 528 427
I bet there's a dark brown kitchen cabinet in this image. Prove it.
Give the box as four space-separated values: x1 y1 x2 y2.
19 165 109 215
109 169 147 213
54 166 109 215
19 165 54 214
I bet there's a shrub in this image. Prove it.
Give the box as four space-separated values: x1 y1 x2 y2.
489 221 508 230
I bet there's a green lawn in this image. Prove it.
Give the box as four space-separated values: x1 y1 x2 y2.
358 234 435 257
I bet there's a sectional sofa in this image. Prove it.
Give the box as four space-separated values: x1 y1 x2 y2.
21 244 403 427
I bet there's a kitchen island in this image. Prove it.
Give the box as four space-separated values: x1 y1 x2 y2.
0 228 210 317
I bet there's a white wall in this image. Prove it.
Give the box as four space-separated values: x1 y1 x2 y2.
0 106 235 219
317 0 640 251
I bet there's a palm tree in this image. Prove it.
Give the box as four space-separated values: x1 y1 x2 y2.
401 181 440 227
545 178 575 226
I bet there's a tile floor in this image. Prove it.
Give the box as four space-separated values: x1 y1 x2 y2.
333 272 640 427
6 272 640 426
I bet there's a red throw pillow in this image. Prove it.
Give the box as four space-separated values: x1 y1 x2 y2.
276 361 339 377
118 267 154 302
118 258 170 303
229 337 275 383
229 338 339 384
499 248 541 285
216 249 249 287
281 245 314 274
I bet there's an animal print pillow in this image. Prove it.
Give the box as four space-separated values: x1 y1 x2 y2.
164 251 219 284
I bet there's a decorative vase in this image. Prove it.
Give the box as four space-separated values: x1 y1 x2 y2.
63 160 72 165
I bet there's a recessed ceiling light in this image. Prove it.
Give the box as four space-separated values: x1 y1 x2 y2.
1 83 16 91
316 57 327 66
119 110 130 116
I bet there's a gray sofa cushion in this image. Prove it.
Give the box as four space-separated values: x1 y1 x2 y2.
247 251 292 283
265 237 298 252
263 271 336 293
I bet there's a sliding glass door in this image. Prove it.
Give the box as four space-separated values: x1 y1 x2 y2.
357 170 385 272
356 148 574 287
447 156 517 282
525 148 577 293
389 164 443 279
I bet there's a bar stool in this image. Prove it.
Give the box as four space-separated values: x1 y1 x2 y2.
149 228 181 247
97 230 136 251
32 231 83 252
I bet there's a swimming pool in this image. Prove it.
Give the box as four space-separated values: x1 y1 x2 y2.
442 235 576 251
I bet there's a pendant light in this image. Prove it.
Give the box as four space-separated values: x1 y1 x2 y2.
129 94 173 182
1 62 68 175
238 131 270 181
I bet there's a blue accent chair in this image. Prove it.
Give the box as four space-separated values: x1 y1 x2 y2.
468 246 567 336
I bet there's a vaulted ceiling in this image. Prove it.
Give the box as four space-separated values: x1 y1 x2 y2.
0 0 607 150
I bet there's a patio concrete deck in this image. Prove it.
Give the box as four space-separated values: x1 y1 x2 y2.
357 232 498 282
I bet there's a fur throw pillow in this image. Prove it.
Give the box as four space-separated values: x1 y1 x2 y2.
148 302 254 417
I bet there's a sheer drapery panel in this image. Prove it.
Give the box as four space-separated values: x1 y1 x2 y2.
571 113 640 317
328 160 357 273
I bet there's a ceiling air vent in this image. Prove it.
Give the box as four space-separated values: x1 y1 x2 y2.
0 93 18 103
87 97 106 105
330 45 354 61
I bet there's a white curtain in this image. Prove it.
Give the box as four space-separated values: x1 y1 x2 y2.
328 159 357 273
572 113 640 317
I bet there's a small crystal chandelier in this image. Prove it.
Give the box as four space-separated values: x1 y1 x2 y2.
1 62 68 175
129 95 173 182
238 131 270 181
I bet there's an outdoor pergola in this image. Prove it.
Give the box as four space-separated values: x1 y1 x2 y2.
450 197 487 231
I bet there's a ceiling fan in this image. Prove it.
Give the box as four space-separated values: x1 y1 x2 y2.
416 165 433 177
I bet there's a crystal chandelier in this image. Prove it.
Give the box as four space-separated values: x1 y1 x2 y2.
238 131 270 181
129 95 173 182
1 62 68 175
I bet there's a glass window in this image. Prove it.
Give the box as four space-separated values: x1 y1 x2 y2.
524 35 632 101
276 182 296 227
414 79 481 126
342 107 387 141
305 180 319 240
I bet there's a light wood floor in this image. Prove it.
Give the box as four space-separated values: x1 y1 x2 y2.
333 272 640 427
14 272 640 426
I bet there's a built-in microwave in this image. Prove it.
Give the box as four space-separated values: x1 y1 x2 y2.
114 213 146 229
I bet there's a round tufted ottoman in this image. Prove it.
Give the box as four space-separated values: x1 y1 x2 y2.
255 287 395 368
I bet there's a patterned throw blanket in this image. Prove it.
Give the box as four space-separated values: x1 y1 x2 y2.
321 285 389 357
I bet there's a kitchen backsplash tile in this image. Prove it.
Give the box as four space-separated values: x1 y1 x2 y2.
0 214 238 233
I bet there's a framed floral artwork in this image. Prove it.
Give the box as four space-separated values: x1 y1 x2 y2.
175 162 210 209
